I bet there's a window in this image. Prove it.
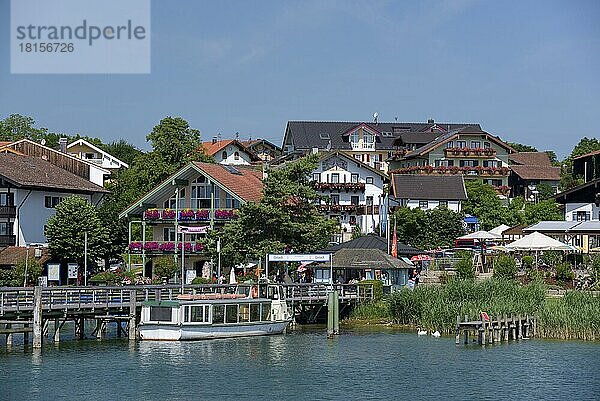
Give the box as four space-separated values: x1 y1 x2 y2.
319 132 330 140
260 303 271 321
163 228 176 241
438 200 448 208
234 151 240 161
446 141 454 148
0 222 12 236
460 160 478 167
212 305 224 323
419 200 429 209
221 151 228 160
225 192 240 209
573 211 591 221
149 307 172 322
331 173 340 184
250 303 260 321
363 130 375 148
456 140 466 148
435 159 450 167
470 141 481 149
351 196 359 206
484 142 491 148
366 177 374 184
44 196 63 208
190 306 209 323
226 305 238 323
351 174 359 183
0 193 14 206
483 160 499 168
350 130 360 144
330 195 340 205
191 176 212 208
312 173 321 181
366 196 373 206
163 188 186 209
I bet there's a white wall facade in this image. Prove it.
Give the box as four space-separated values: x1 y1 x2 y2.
403 199 462 212
565 202 600 221
213 144 253 165
312 154 385 235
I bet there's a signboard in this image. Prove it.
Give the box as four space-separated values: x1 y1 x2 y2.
268 254 331 262
38 276 48 287
47 263 60 281
178 226 210 234
67 263 79 279
185 270 197 284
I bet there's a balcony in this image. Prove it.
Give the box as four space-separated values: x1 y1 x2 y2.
128 241 206 254
319 204 380 215
0 206 16 218
143 208 237 222
444 147 496 158
313 182 365 191
0 235 16 247
391 166 510 177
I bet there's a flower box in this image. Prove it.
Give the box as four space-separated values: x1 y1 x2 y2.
179 209 195 220
196 209 210 220
129 242 143 251
162 209 176 219
215 209 236 220
144 242 159 251
159 242 175 252
144 209 160 220
194 243 205 252
177 242 193 252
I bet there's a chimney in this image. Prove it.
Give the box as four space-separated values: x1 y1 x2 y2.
427 118 434 124
59 138 68 153
212 137 217 144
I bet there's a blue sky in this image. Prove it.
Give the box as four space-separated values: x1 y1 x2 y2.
1 0 599 158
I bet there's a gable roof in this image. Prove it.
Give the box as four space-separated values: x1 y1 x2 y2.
201 139 260 161
318 151 388 178
284 121 481 152
323 234 422 255
241 138 282 152
509 152 552 166
67 138 129 168
573 149 600 160
0 153 109 194
0 246 50 266
390 174 467 200
0 141 12 148
553 178 600 204
510 165 560 181
119 162 263 218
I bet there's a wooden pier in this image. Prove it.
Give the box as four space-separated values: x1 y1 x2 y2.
455 314 536 346
0 283 373 347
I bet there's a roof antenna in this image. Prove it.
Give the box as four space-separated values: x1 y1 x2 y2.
235 131 239 140
373 112 378 124
394 116 398 122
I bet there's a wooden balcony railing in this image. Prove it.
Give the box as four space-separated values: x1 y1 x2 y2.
313 182 365 191
0 206 16 218
0 235 16 247
444 147 497 158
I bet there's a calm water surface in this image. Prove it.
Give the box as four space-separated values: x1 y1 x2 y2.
1 326 599 401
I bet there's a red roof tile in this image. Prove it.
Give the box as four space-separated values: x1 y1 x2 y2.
201 140 235 156
192 162 263 202
510 165 560 180
509 152 552 166
0 246 50 266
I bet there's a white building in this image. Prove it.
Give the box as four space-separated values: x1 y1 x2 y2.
67 138 129 170
312 151 387 240
0 153 108 247
201 139 260 165
389 174 467 212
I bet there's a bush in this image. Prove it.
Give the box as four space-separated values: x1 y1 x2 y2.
90 271 120 285
153 257 178 281
192 277 213 284
493 254 517 280
591 256 600 283
555 262 575 284
358 280 383 301
350 301 391 320
541 251 562 267
454 251 475 280
522 255 534 269
527 268 545 283
0 258 43 287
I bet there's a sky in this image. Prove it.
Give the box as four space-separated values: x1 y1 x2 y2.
1 0 599 158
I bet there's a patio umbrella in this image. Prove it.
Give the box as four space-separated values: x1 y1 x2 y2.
458 230 501 240
504 231 573 251
489 224 511 237
410 254 432 262
229 267 237 284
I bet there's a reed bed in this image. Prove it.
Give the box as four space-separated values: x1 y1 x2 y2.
349 279 600 340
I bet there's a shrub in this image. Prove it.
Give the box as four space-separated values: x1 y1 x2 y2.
358 280 383 301
350 301 391 320
454 251 475 280
527 268 545 283
541 251 562 267
522 255 534 269
192 277 213 284
493 254 517 280
153 257 178 281
591 256 600 283
555 262 575 284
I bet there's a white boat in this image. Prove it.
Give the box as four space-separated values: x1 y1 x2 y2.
138 284 292 341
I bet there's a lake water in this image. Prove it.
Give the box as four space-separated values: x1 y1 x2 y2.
1 326 599 401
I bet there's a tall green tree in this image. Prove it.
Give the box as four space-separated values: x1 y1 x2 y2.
146 116 204 165
393 206 464 249
0 114 47 142
523 200 562 225
45 197 109 272
100 139 143 166
462 180 518 230
210 155 338 266
506 142 538 152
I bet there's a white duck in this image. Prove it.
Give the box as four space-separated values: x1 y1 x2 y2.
417 328 427 336
431 330 441 337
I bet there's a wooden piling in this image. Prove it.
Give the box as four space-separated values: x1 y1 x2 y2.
5 324 12 346
455 315 461 344
128 290 137 340
32 286 42 348
54 318 60 343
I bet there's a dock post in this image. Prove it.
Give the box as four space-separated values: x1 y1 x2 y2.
524 316 529 338
455 315 460 345
333 290 339 335
128 290 137 341
5 324 13 346
503 316 509 342
75 318 85 340
478 323 485 345
53 318 60 343
327 292 334 337
23 324 29 344
32 286 43 348
517 315 523 340
511 316 516 340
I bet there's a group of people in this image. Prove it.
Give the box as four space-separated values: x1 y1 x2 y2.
407 269 421 289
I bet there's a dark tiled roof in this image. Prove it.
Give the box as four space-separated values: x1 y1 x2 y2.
0 153 109 193
0 246 50 266
285 121 480 151
509 152 552 166
573 149 600 160
192 162 263 202
394 132 442 146
323 234 421 255
391 174 467 200
510 165 560 180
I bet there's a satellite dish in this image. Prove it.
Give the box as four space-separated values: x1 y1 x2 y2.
373 112 378 119
40 139 46 145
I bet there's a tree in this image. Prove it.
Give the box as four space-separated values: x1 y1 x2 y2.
455 251 475 280
560 137 600 190
153 257 179 281
463 180 518 230
0 258 43 287
0 114 47 142
493 254 517 280
146 116 205 165
535 183 555 200
393 206 464 249
523 200 562 225
210 154 338 267
506 142 538 153
100 139 143 166
568 137 600 160
45 196 109 275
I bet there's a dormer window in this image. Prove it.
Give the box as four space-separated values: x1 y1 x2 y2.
222 151 227 160
319 132 330 140
234 151 240 160
350 129 360 144
364 131 375 145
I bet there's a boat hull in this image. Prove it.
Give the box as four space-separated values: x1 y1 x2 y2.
139 320 291 341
